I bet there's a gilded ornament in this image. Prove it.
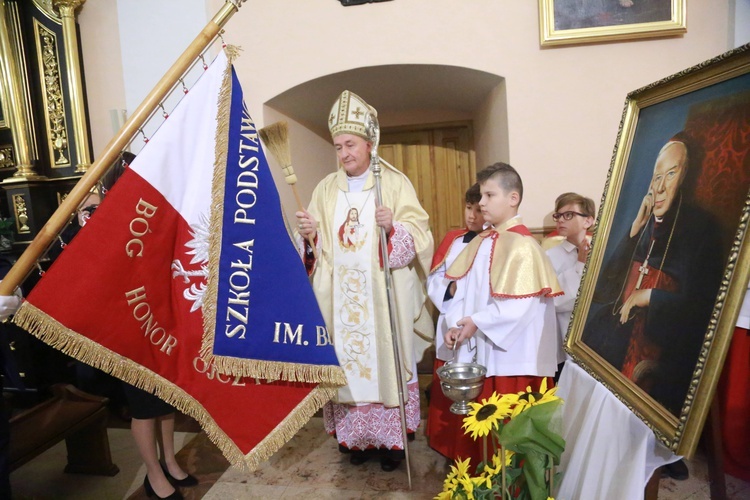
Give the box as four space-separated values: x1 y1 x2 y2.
0 146 14 169
12 194 30 233
35 21 70 167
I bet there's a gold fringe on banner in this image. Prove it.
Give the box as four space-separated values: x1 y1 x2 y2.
198 44 233 372
211 356 347 386
245 383 338 470
13 302 245 467
13 301 337 471
199 47 345 387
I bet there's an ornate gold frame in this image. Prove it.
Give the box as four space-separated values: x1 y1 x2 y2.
566 44 750 458
539 0 686 47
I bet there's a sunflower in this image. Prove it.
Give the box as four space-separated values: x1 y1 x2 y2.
462 392 512 439
443 456 471 488
482 448 515 476
477 448 515 488
436 457 471 500
511 377 560 417
433 487 456 500
458 475 485 499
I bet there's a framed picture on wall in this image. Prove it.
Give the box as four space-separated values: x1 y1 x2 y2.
566 43 750 457
538 0 686 47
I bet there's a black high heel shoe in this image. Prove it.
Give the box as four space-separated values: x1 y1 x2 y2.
144 474 183 500
160 462 199 487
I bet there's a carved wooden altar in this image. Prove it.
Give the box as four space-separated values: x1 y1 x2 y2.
0 0 90 255
0 0 90 396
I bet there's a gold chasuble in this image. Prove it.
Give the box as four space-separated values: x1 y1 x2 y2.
446 217 562 299
306 164 433 407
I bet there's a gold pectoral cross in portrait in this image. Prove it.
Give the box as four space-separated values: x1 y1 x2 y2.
635 239 656 290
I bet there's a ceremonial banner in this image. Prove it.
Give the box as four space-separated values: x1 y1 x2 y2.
14 48 344 470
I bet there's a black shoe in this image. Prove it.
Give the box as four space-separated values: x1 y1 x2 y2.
349 451 370 465
380 457 401 472
160 462 198 487
664 459 689 481
144 475 183 500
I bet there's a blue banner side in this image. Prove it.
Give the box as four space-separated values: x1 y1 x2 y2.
213 69 338 367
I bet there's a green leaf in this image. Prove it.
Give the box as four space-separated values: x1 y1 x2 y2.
499 401 565 462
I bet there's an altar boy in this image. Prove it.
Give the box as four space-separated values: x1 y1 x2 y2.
426 183 483 360
428 162 562 463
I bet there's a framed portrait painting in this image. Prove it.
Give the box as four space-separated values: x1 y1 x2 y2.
567 43 750 457
539 0 686 47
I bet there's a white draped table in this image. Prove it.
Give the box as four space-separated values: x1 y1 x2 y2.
554 363 680 500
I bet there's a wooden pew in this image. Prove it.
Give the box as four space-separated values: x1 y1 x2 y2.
9 384 118 476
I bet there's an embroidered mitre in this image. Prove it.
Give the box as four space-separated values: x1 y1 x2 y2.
328 90 376 140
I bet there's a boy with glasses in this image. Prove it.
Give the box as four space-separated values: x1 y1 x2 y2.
546 193 595 379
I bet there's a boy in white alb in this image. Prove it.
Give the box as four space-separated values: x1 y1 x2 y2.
428 163 562 463
426 183 483 360
425 184 482 451
545 192 595 379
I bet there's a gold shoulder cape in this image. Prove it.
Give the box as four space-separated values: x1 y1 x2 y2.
446 218 562 299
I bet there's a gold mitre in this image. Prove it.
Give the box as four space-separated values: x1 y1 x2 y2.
328 90 376 140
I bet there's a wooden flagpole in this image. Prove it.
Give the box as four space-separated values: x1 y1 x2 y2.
0 0 247 296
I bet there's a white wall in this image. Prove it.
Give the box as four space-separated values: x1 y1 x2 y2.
116 0 208 118
735 0 750 47
79 0 736 228
77 0 125 157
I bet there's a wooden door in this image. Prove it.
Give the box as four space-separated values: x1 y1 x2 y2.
379 124 475 244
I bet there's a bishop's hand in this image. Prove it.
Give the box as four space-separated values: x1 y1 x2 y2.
375 205 393 233
631 191 654 238
296 210 317 239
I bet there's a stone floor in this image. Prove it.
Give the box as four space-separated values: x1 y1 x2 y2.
9 413 750 500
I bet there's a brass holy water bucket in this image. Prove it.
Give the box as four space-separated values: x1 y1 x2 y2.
437 342 486 415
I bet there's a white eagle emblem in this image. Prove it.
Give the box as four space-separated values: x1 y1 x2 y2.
171 214 210 312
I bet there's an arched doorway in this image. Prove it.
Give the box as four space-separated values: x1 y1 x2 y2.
265 64 504 243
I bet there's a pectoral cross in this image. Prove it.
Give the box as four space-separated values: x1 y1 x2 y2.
635 239 656 290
